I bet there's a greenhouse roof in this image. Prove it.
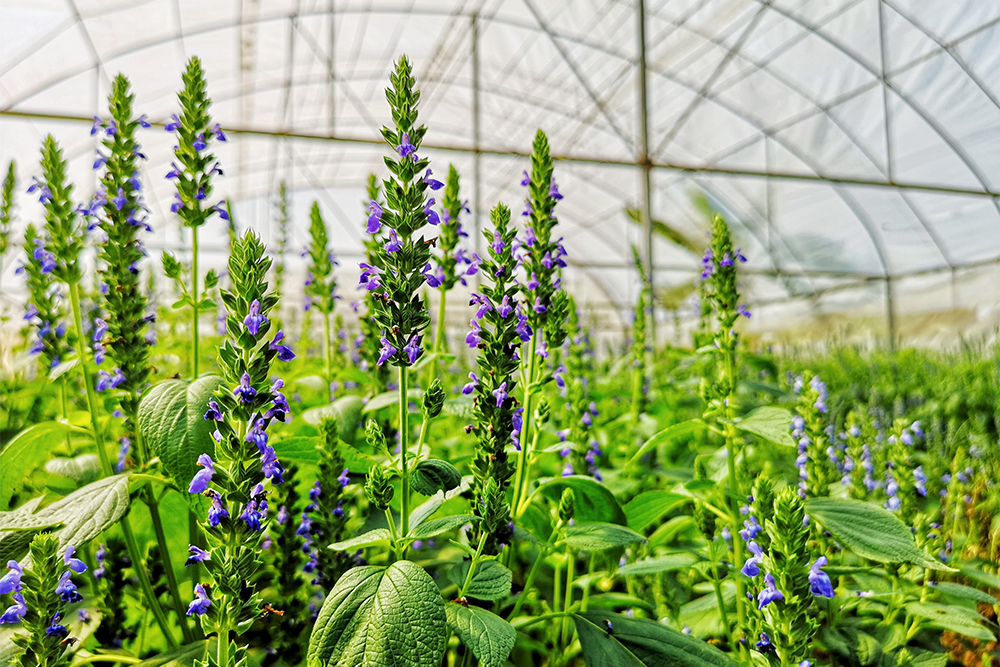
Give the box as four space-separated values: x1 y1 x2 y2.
1 0 998 336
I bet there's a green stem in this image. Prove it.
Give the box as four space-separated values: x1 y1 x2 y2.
188 512 202 584
69 656 142 666
510 334 538 519
59 379 72 451
145 488 193 642
708 539 734 649
459 532 489 597
120 515 179 648
561 548 575 650
434 286 447 355
507 521 562 621
414 416 430 464
398 365 410 553
191 226 199 378
322 309 332 391
720 328 747 644
217 633 231 667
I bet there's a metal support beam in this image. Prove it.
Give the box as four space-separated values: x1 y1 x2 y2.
471 14 482 260
637 0 655 346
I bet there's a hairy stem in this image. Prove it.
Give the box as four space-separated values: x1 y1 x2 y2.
191 226 199 378
399 365 410 551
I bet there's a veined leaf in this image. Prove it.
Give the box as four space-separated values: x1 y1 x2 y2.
271 435 376 474
805 498 954 571
308 561 446 667
905 602 995 641
45 455 100 485
0 421 75 509
361 389 424 414
537 476 627 525
573 611 741 667
447 560 513 601
929 582 998 605
138 376 224 491
732 407 796 448
130 639 212 667
408 514 477 541
329 529 391 552
561 523 645 551
617 553 700 577
300 395 364 443
624 491 688 532
445 603 515 667
410 459 463 496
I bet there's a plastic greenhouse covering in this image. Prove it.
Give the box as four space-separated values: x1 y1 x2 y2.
0 0 998 346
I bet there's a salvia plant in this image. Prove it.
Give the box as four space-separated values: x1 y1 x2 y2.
0 52 997 667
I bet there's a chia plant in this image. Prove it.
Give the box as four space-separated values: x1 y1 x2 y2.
163 55 228 379
0 534 88 667
1 160 15 293
184 230 294 667
20 223 73 372
464 202 524 554
272 180 290 303
304 202 338 389
91 539 137 649
790 372 834 499
356 174 390 388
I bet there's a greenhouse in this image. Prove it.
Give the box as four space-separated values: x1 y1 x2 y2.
0 2 997 667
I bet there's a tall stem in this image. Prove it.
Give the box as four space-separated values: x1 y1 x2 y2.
322 309 332 392
398 365 411 547
708 539 734 649
510 333 538 519
68 281 177 649
191 226 199 378
146 489 193 642
720 327 746 642
434 286 447 354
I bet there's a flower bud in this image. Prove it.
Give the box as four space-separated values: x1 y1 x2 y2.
365 419 386 454
364 464 394 511
558 488 575 523
422 378 445 419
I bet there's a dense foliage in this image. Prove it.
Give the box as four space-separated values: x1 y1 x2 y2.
0 55 997 667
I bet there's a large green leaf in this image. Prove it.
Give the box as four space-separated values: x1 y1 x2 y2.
930 582 998 605
617 553 700 577
408 514 477 541
627 420 705 467
560 523 645 551
361 389 424 414
300 395 365 443
271 435 376 474
732 407 796 448
624 491 688 532
573 611 741 667
805 498 953 571
138 376 224 490
130 640 212 667
45 454 101 485
447 560 513 601
445 603 515 667
0 421 75 509
536 476 627 525
308 560 446 667
0 474 131 563
329 529 392 552
410 459 463 496
905 602 995 641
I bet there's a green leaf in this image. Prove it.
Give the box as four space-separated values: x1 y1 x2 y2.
448 560 513 601
624 491 688 532
45 455 101 484
301 396 365 443
329 529 392 552
441 397 474 419
573 611 742 667
362 389 424 414
854 631 882 665
410 459 463 496
561 523 645 551
959 564 1000 591
732 406 796 447
679 582 735 638
584 593 656 614
445 603 515 667
407 480 471 533
0 422 74 509
47 358 80 380
930 582 998 605
805 498 953 571
408 514 477 541
537 476 627 525
627 420 705 467
617 553 700 576
138 376 224 490
130 640 212 667
909 650 949 667
905 602 996 641
308 560 446 667
0 475 131 563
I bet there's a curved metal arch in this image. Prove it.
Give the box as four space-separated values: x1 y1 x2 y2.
751 0 1000 213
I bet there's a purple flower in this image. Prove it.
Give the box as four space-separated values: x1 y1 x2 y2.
462 372 479 395
244 299 267 336
367 200 384 234
240 500 263 531
395 133 417 160
56 571 82 603
466 319 482 348
561 461 574 477
359 262 383 290
424 199 440 226
112 188 127 211
213 201 230 220
188 454 215 494
466 253 482 276
164 114 181 131
246 419 268 454
533 297 546 313
757 573 784 609
549 178 563 200
737 304 751 319
403 335 421 364
422 169 443 190
261 445 284 484
234 373 257 403
269 330 295 361
0 592 26 624
170 193 184 213
63 546 87 573
185 545 211 567
0 562 23 595
527 273 540 290
515 311 532 342
207 496 229 526
187 583 211 616
377 336 397 366
45 612 68 637
808 556 834 598
96 368 126 392
204 400 223 421
210 123 226 141
338 468 351 488
385 229 402 253
493 382 508 407
32 239 56 274
741 541 764 577
92 318 109 342
193 134 207 152
497 295 513 319
491 231 505 255
520 170 530 187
